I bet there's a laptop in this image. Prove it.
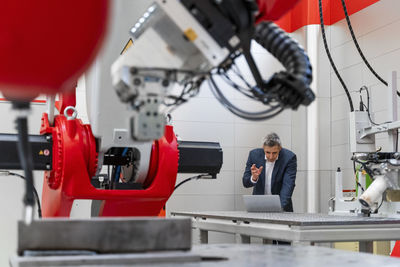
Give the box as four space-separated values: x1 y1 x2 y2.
243 195 282 212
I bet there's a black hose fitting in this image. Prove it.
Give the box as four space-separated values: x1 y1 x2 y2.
254 22 315 109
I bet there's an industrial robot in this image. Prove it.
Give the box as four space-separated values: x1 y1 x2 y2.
0 0 315 263
0 0 313 220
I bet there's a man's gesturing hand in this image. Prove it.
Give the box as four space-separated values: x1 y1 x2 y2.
250 164 263 182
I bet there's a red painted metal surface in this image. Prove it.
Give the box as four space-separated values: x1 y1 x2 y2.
40 112 178 217
256 0 300 22
392 241 400 257
0 0 109 101
55 89 77 115
99 126 178 217
0 98 46 104
273 0 380 33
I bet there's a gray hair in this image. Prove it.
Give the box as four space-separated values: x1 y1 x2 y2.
263 133 281 147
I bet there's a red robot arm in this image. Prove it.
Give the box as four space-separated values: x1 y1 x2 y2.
0 0 109 100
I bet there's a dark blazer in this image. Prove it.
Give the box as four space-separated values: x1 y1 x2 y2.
242 148 297 212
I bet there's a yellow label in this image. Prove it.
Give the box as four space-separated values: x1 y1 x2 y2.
121 38 133 55
39 150 44 155
184 28 198 42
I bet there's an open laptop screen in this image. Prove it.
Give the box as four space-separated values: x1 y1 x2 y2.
243 195 282 212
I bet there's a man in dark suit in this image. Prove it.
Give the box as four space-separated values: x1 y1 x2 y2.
242 133 297 212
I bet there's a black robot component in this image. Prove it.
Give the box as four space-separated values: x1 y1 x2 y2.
178 140 223 177
0 134 52 171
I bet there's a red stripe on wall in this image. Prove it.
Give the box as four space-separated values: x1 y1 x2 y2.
0 98 46 104
275 0 380 32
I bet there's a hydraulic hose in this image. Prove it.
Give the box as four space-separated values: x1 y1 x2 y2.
254 21 315 109
318 0 354 111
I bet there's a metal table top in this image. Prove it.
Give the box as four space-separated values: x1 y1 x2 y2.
172 211 400 226
10 244 400 267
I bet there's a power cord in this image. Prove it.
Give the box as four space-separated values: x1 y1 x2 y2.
319 0 354 111
341 0 400 96
352 157 365 193
174 174 213 191
359 86 393 126
376 194 384 211
359 86 380 125
0 171 42 218
208 74 284 121
352 157 375 181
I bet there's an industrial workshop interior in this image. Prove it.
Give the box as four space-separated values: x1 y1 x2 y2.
3 0 400 266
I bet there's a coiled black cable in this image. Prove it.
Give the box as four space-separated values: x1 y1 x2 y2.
208 75 285 121
254 21 315 109
318 0 354 112
340 0 399 97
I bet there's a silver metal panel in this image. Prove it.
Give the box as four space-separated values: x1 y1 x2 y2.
291 224 400 242
192 219 400 242
10 244 400 267
192 219 297 243
85 0 152 151
18 218 191 255
172 211 400 226
173 211 400 244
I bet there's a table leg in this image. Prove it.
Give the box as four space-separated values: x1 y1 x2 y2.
236 234 250 244
263 239 273 244
359 241 373 253
199 229 208 244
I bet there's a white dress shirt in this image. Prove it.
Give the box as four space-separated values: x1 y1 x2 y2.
251 155 277 195
264 160 275 195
